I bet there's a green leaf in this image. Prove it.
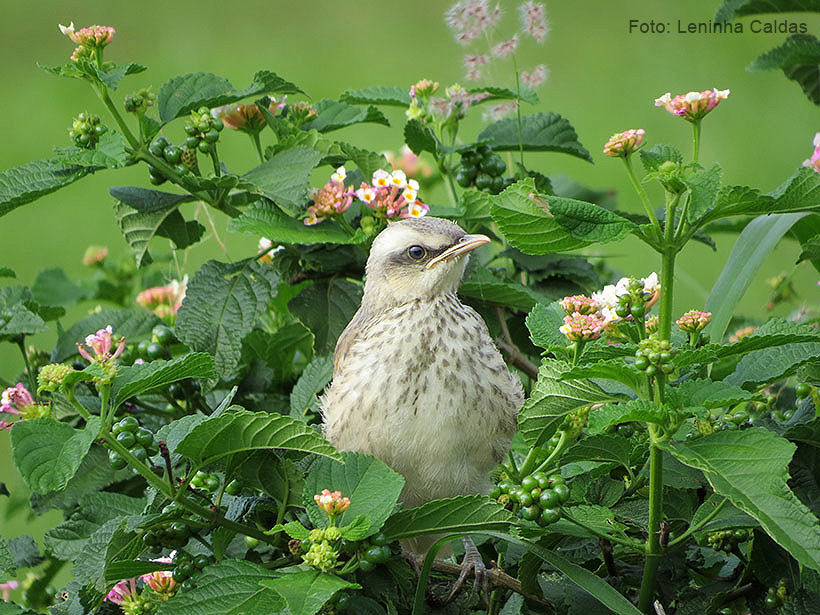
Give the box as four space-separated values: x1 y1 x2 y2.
460 268 549 312
667 378 753 408
561 360 646 396
52 309 160 362
337 142 388 180
685 164 722 223
30 446 118 513
243 146 323 214
562 435 632 471
587 399 670 434
231 453 303 506
11 417 100 494
706 213 807 342
261 570 360 615
114 199 194 268
716 0 820 22
471 85 538 106
382 495 515 541
290 355 333 418
339 86 412 107
105 560 172 584
97 62 148 90
175 258 278 381
155 414 208 458
0 289 47 340
288 279 363 355
726 340 820 388
404 119 437 155
6 536 41 570
702 184 775 224
526 301 571 350
797 234 820 266
748 34 820 104
157 70 302 122
44 492 145 560
109 186 195 213
176 408 340 468
769 167 820 213
157 559 283 615
490 179 589 254
304 452 404 535
228 201 354 244
304 99 389 132
478 112 592 162
519 359 623 447
460 189 492 221
31 267 89 308
638 144 683 173
111 353 215 411
0 537 15 576
54 131 132 169
0 267 15 278
244 323 313 386
0 158 95 218
561 504 629 537
549 197 637 243
660 428 820 571
155 209 205 251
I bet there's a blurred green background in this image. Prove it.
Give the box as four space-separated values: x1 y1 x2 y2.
1 0 818 595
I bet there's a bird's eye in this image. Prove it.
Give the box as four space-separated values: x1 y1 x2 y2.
407 245 426 260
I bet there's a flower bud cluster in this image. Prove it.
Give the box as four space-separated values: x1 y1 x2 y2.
676 310 711 333
634 337 676 376
69 112 107 149
1 383 50 430
603 129 645 158
180 107 225 155
38 363 73 393
314 489 351 517
82 245 108 266
559 312 605 342
136 277 187 323
706 528 750 553
124 88 156 115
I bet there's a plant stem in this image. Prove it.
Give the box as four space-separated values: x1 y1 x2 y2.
334 214 357 237
64 387 92 422
691 121 702 165
561 512 642 551
250 132 265 163
512 56 525 168
638 424 664 613
209 150 222 176
16 339 36 395
94 84 140 150
657 249 677 340
668 498 727 548
528 429 571 477
622 157 661 234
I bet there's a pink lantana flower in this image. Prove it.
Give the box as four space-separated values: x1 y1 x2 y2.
59 23 115 48
314 489 351 517
560 312 605 342
354 170 428 220
303 167 355 226
654 89 730 122
559 295 601 316
105 578 137 605
1 383 34 414
82 246 108 266
604 129 646 158
383 145 434 179
802 133 820 173
676 310 711 333
0 580 19 602
141 556 176 600
76 326 126 364
136 277 187 323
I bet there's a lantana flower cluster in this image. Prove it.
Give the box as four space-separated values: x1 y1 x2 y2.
304 166 355 225
407 80 491 123
1 384 36 430
355 169 429 220
59 22 115 62
676 310 711 333
592 273 660 325
314 489 351 517
384 145 434 178
654 89 730 122
76 325 126 365
603 129 645 158
136 276 188 323
803 133 820 173
211 98 286 134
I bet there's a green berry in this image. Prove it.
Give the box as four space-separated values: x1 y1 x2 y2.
194 554 210 569
645 365 657 376
539 490 560 508
244 536 259 548
498 480 513 494
137 340 150 358
474 173 493 191
204 130 220 143
152 325 174 345
225 479 241 496
197 140 212 154
518 491 533 507
617 423 635 437
109 450 127 470
185 136 200 149
212 118 224 131
455 167 475 187
135 427 154 447
553 483 570 503
180 580 196 592
796 383 811 398
116 431 137 448
371 532 388 546
184 123 197 136
539 508 560 525
130 446 149 463
520 476 537 491
358 558 376 572
532 472 549 489
145 342 165 360
164 145 182 164
521 505 540 521
205 475 221 491
116 416 140 433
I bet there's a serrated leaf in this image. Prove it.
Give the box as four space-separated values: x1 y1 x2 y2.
111 353 215 410
0 158 94 218
478 112 592 161
44 492 145 560
231 452 303 506
157 70 302 122
769 166 820 213
460 189 492 221
470 85 538 106
176 408 340 467
519 359 623 447
98 62 147 90
667 378 753 408
114 200 191 268
304 452 404 535
660 428 820 571
702 184 775 224
158 559 283 615
404 119 437 155
0 266 15 278
155 209 205 250
108 186 194 213
6 536 41 569
261 570 360 615
30 446 118 513
587 400 670 434
561 360 646 396
716 0 820 22
155 414 208 458
243 146 323 214
175 258 278 381
339 86 411 107
748 34 820 104
304 99 389 132
563 435 632 471
0 299 47 340
706 213 808 342
337 142 388 180
726 340 820 388
685 163 722 223
797 234 820 265
288 279 363 355
0 537 15 576
227 201 354 244
105 560 172 584
31 267 89 308
460 268 548 312
290 355 333 418
11 417 100 494
52 309 161 362
382 495 515 541
639 144 683 173
549 196 637 243
54 131 132 169
490 179 589 254
526 301 571 350
562 504 628 537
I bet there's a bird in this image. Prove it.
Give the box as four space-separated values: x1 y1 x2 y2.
320 216 523 596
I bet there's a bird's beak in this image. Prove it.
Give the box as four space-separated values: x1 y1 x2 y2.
426 234 491 269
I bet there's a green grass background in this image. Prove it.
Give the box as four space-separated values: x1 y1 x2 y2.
1 0 819 595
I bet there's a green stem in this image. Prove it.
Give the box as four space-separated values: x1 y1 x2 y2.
571 341 584 365
334 214 357 237
674 192 690 240
692 120 702 165
64 386 92 421
512 56 525 168
94 84 140 150
249 132 264 163
562 512 642 551
98 382 111 429
638 424 665 613
658 250 677 340
16 339 36 395
664 192 681 245
527 430 571 477
622 157 661 234
209 149 222 176
668 498 727 548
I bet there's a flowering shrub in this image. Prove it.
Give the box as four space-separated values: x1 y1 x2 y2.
1 7 820 615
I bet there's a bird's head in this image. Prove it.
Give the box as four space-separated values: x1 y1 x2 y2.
362 217 490 308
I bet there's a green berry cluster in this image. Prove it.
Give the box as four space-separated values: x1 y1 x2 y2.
706 528 750 552
121 325 175 363
69 112 107 149
634 338 676 376
142 519 196 552
764 579 788 609
716 407 752 431
109 416 158 469
615 279 654 320
356 532 391 572
183 106 224 154
121 594 158 615
124 88 156 114
171 551 214 592
189 471 221 492
455 145 513 195
147 136 189 185
492 472 569 527
796 383 812 398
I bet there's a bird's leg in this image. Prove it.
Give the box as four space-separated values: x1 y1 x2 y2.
446 536 489 604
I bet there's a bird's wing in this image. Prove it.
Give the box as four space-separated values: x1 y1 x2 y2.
333 308 369 373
